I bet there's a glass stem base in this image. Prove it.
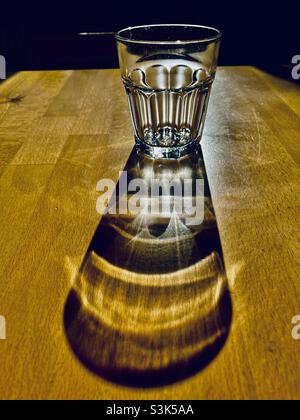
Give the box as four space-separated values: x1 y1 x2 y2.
135 138 200 159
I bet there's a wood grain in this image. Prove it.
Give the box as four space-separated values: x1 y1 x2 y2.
0 67 299 400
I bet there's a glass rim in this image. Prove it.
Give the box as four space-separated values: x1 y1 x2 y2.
115 24 222 45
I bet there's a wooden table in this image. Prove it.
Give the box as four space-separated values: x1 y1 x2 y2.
0 67 299 400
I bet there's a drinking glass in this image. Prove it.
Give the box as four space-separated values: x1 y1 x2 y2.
116 24 221 159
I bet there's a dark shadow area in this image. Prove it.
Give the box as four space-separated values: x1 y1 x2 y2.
1 2 298 72
64 147 232 387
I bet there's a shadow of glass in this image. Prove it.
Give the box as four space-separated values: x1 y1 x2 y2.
64 147 232 387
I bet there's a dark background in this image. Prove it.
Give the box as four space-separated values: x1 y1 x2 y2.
0 1 298 75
